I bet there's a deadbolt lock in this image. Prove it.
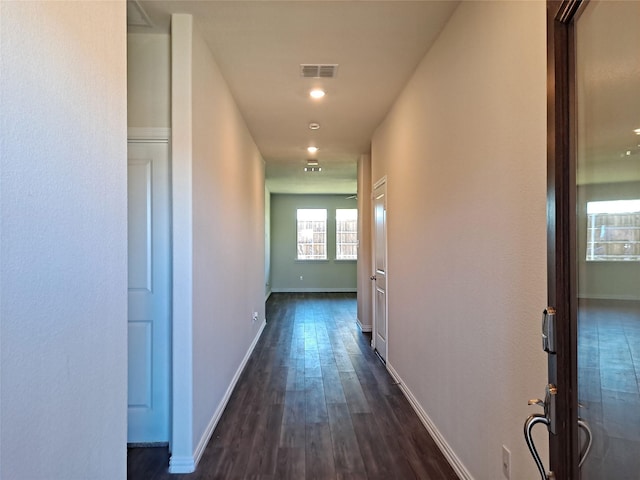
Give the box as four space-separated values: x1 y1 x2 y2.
542 307 557 354
528 383 557 434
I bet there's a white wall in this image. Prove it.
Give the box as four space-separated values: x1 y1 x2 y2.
371 2 547 479
265 189 272 298
169 14 194 471
0 2 128 479
128 33 171 128
170 15 266 472
191 16 266 452
357 154 373 331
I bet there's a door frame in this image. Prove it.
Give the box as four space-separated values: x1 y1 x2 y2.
547 1 586 476
371 176 388 361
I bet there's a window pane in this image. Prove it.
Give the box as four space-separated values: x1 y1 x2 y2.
336 208 358 260
586 199 640 261
297 209 327 260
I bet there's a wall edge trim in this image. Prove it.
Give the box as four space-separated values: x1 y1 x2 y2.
387 363 474 480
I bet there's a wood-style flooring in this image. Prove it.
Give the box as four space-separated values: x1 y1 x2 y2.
578 299 640 480
128 293 459 480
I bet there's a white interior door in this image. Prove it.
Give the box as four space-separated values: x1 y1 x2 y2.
372 179 387 362
127 140 171 444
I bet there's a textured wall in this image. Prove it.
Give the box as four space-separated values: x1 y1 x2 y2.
169 15 267 470
190 18 266 453
371 2 548 478
0 1 128 478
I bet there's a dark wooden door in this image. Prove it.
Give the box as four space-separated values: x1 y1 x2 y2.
545 1 640 478
546 3 582 477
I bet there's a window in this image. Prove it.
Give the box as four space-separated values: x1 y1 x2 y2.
586 199 640 261
336 209 358 260
297 209 327 260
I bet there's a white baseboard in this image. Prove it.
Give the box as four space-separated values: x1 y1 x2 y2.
386 363 474 480
271 287 357 293
356 318 372 332
168 456 195 474
170 320 267 474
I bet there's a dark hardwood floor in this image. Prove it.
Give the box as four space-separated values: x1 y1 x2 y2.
128 293 459 480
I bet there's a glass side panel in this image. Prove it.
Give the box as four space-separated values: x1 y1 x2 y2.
575 1 640 478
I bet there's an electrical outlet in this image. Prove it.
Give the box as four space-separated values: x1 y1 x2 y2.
502 445 511 479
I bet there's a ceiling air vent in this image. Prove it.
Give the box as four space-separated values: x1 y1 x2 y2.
300 64 338 78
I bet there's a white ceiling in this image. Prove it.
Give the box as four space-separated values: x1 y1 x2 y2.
129 0 459 193
576 0 640 185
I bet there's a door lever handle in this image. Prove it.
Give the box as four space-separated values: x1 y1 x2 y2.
524 414 551 480
577 418 592 468
524 385 557 479
524 387 591 477
524 413 592 477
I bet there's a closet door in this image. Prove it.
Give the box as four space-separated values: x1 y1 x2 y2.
127 140 171 444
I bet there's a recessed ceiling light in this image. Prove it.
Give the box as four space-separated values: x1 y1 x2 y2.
307 146 318 154
309 122 321 130
634 128 640 135
310 89 325 99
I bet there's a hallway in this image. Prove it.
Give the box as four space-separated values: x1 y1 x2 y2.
128 293 458 479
